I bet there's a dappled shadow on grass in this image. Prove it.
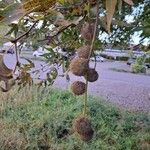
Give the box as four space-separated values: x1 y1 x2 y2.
0 86 150 150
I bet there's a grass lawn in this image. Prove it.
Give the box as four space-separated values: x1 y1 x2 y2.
0 86 150 150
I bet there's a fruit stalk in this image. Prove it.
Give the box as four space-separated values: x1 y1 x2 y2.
83 0 100 115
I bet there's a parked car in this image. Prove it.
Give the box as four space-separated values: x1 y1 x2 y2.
33 47 49 57
145 62 150 68
53 46 68 57
33 46 70 58
127 58 135 65
127 57 150 68
90 56 105 62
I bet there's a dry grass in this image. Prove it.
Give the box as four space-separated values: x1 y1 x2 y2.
0 86 150 150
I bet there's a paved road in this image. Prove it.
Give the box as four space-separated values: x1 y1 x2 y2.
3 54 150 112
54 61 150 112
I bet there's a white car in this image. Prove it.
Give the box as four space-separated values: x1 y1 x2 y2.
33 46 69 57
33 47 49 57
90 56 105 62
53 46 68 57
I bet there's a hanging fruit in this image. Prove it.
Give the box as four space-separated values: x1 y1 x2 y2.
85 68 99 82
73 116 94 142
81 22 95 41
70 81 86 96
69 58 89 76
77 45 91 59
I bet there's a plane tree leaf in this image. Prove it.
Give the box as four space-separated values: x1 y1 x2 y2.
106 0 117 33
123 0 134 5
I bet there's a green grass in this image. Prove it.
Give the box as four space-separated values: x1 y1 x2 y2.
0 86 150 150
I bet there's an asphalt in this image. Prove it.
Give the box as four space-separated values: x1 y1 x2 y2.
3 54 150 112
54 61 150 112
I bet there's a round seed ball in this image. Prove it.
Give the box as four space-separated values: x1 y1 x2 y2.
70 58 89 76
73 117 94 142
77 45 91 59
88 0 97 5
81 22 95 41
85 68 99 82
70 81 86 95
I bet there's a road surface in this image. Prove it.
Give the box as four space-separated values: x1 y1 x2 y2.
3 54 150 112
54 61 150 112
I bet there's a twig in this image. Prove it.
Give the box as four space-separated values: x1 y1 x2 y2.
83 77 88 116
11 21 38 43
88 2 100 60
38 16 85 42
83 0 100 116
38 24 76 42
93 52 97 69
13 42 19 73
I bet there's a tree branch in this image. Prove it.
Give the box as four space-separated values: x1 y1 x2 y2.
38 16 85 42
88 1 100 60
11 21 38 43
83 0 100 116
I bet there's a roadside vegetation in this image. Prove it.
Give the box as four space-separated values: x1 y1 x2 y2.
0 86 150 150
0 0 150 149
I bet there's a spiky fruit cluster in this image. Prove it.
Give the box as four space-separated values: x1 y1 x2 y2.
69 12 98 143
70 58 89 76
70 81 86 96
85 68 99 82
77 45 91 59
81 22 95 41
73 117 94 142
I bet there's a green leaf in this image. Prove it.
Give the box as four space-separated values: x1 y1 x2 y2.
0 3 20 16
57 0 65 5
0 1 7 8
0 23 11 44
5 24 18 36
0 23 10 35
118 0 123 14
0 3 23 24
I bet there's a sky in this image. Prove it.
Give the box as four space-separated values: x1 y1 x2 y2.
99 4 149 46
125 5 149 45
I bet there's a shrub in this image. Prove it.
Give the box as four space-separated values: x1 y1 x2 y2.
116 56 129 61
135 56 145 65
100 54 129 61
100 54 115 60
131 63 146 73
